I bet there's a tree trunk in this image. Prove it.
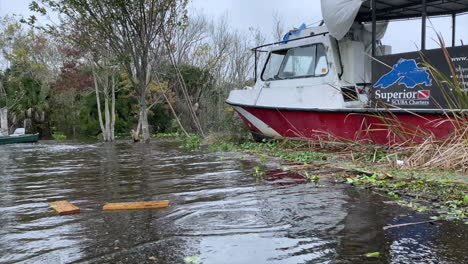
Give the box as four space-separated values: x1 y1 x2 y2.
110 75 116 141
136 78 150 142
104 97 111 141
140 101 150 142
93 69 107 141
0 107 8 136
72 99 76 138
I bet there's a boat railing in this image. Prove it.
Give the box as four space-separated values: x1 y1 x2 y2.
252 32 330 81
251 32 330 52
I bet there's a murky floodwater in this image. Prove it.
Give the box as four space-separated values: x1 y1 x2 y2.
0 140 466 264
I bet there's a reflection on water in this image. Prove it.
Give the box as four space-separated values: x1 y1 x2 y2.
0 140 466 263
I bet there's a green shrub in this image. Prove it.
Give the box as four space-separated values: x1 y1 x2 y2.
52 132 67 140
183 135 201 150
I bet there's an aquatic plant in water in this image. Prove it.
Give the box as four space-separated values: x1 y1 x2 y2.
183 135 202 150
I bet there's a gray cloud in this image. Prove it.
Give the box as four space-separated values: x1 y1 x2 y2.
1 0 467 54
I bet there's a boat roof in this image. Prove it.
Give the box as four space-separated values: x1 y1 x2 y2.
356 0 468 22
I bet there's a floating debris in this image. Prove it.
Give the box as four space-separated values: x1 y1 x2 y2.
364 252 380 258
48 200 80 215
103 200 170 211
184 256 201 264
383 220 438 230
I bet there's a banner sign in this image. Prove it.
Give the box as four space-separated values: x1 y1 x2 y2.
370 46 468 109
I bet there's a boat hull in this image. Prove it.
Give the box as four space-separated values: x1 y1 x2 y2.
229 104 461 145
0 134 39 145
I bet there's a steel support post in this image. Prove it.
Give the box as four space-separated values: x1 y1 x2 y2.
372 0 377 57
422 0 427 50
452 13 456 47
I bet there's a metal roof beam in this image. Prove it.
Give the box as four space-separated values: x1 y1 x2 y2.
378 8 468 20
357 0 468 21
374 0 424 15
376 0 449 14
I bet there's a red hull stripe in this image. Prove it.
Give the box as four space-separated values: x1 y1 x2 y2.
236 106 457 144
233 106 281 137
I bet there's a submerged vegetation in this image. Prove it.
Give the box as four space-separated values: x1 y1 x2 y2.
346 173 467 221
203 136 467 223
51 131 67 141
182 134 202 150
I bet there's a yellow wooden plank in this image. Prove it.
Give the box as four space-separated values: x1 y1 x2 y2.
49 200 80 215
103 200 170 211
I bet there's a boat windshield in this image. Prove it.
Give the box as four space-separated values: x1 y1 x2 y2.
262 43 328 81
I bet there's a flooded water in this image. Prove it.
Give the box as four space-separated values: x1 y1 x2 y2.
0 140 466 264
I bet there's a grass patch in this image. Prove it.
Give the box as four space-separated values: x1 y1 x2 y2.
182 135 202 151
52 132 67 140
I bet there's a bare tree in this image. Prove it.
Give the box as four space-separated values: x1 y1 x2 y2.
272 11 285 41
90 49 118 142
171 14 208 65
165 12 266 132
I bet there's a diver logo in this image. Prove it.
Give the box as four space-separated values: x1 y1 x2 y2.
374 59 432 89
417 90 431 99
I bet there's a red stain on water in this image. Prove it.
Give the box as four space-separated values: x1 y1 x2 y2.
264 169 309 185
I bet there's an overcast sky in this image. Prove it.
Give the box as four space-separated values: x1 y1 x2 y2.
1 0 467 53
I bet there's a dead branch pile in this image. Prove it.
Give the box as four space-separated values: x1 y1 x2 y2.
406 127 468 173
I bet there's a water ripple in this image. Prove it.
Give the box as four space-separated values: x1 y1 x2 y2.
0 140 466 263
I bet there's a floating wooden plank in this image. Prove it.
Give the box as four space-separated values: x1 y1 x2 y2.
103 200 170 211
383 220 438 230
48 200 80 215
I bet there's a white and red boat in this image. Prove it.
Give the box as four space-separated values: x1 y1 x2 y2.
227 0 468 144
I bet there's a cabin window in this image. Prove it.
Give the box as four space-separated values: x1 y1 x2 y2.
262 50 287 81
261 43 328 81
